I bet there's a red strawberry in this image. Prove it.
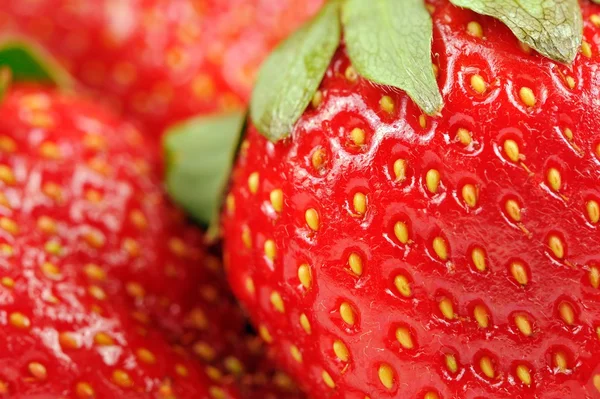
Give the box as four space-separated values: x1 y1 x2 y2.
0 83 301 398
0 0 324 139
215 0 600 398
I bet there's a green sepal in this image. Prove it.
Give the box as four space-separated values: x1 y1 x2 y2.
450 0 583 64
250 1 341 142
0 37 74 88
342 0 443 115
164 111 246 242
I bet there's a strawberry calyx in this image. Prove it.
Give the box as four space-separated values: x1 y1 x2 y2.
164 111 246 236
249 0 584 142
0 37 74 97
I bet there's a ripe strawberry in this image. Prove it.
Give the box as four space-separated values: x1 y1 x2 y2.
218 0 600 397
0 0 324 138
0 83 301 398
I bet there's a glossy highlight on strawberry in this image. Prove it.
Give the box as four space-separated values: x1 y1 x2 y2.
221 1 600 397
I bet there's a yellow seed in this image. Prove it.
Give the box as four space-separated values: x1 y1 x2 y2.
590 266 599 289
432 63 439 78
582 41 592 58
1 277 14 288
554 352 568 371
322 370 335 389
597 326 600 340
446 354 458 373
290 345 302 363
419 115 427 129
563 127 574 140
311 148 327 170
88 285 106 301
510 261 528 285
393 159 407 182
565 76 576 89
426 169 441 194
504 139 520 162
505 199 522 222
480 356 495 378
394 221 409 244
547 168 562 192
333 340 349 362
340 302 355 325
516 365 531 385
424 392 440 399
380 95 394 113
586 200 599 224
348 253 363 276
126 282 145 298
0 217 18 235
241 226 252 249
136 348 156 364
264 239 276 261
591 14 600 27
0 136 16 153
248 172 259 194
395 327 414 349
300 313 312 334
112 369 133 388
298 264 312 289
39 142 61 160
394 275 411 297
305 208 320 231
471 247 487 272
175 364 189 377
345 66 358 82
548 235 565 259
311 90 323 108
470 74 487 94
259 325 273 343
456 128 472 146
559 302 575 325
519 87 536 107
84 264 106 281
515 315 532 336
270 291 285 313
378 364 394 390
41 262 61 279
594 374 600 392
467 21 483 38
462 184 478 207
209 386 226 399
9 312 30 329
353 192 367 215
474 305 489 328
433 236 449 261
193 341 216 361
0 244 11 257
28 362 47 380
350 128 365 146
94 332 114 346
270 189 283 213
0 165 15 185
439 298 454 320
75 382 95 398
225 194 235 215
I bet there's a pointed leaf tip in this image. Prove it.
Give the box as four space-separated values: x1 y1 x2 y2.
342 0 444 116
164 111 246 239
250 1 341 142
450 0 583 64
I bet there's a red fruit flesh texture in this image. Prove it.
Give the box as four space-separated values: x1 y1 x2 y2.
0 0 324 139
222 1 600 398
0 86 301 398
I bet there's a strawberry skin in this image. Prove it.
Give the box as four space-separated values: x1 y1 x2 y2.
0 0 324 138
0 85 300 398
222 1 600 398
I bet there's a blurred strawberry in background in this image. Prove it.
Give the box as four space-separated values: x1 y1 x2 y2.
0 0 324 139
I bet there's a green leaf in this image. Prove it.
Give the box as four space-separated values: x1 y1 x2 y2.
250 1 341 142
0 38 74 87
449 0 583 64
342 0 443 116
164 111 245 240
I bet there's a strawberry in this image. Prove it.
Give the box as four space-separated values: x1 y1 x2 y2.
170 0 600 397
0 81 302 398
0 0 324 139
